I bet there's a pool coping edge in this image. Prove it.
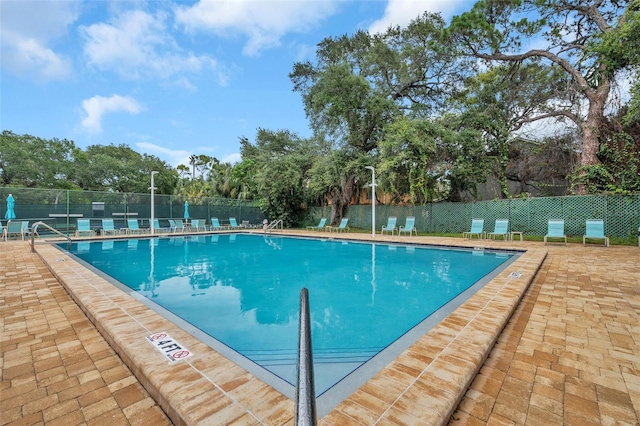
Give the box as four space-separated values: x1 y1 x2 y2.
34 235 547 425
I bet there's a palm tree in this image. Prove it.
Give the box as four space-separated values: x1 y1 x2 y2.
188 155 199 180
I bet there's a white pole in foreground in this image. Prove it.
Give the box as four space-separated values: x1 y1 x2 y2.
150 171 158 235
365 166 376 238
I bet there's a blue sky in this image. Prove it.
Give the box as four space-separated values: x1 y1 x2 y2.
1 0 474 168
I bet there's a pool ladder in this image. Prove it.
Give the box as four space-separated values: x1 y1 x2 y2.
264 219 283 234
30 221 72 252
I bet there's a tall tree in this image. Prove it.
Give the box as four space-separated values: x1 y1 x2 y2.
0 131 77 188
240 129 316 227
454 62 572 197
379 116 489 203
449 0 630 192
188 154 200 180
592 0 640 125
72 144 175 193
290 12 465 220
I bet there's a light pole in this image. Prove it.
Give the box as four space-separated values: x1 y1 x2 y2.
150 171 158 235
365 166 376 238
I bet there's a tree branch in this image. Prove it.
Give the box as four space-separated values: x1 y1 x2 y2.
474 49 592 94
512 111 579 130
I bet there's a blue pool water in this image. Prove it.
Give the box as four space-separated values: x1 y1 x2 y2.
65 234 515 406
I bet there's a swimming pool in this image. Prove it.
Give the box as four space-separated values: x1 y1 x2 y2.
65 234 518 411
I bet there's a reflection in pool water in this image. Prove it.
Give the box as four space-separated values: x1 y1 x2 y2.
66 234 515 398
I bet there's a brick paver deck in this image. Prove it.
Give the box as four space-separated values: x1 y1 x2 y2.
450 242 640 425
2 235 639 425
1 242 171 426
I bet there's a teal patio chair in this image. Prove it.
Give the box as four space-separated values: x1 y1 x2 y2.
229 217 240 229
306 218 327 231
487 219 509 240
463 219 485 239
399 216 417 236
210 218 229 231
168 219 177 232
75 219 95 237
6 221 24 240
174 219 185 233
462 219 485 239
101 219 121 236
127 219 146 235
328 218 349 233
153 219 169 234
583 219 609 247
381 216 397 235
191 219 206 232
21 221 31 238
544 219 567 245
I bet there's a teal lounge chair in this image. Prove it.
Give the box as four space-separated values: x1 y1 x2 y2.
544 219 567 245
583 219 609 247
191 219 206 232
399 216 417 236
328 218 349 233
174 219 185 233
229 217 240 229
487 219 509 240
381 216 397 235
307 218 327 231
6 221 24 240
463 219 484 239
210 218 229 231
153 219 168 233
21 221 31 238
127 219 146 235
76 219 95 237
102 219 121 236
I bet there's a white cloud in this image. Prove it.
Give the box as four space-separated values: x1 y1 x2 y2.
136 141 240 168
174 0 339 56
0 0 79 80
1 33 73 80
81 94 144 133
80 9 221 84
368 0 469 34
221 153 242 164
136 142 192 168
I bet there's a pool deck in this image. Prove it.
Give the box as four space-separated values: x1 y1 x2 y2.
1 231 639 425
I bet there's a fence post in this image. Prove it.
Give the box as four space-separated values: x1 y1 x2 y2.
66 190 70 232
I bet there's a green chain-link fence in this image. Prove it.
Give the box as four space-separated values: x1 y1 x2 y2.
312 194 640 238
2 187 638 238
0 187 263 234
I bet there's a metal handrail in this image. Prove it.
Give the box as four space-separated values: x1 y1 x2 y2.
264 219 283 234
295 288 317 426
31 221 72 252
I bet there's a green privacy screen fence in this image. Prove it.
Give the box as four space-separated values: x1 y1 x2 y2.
0 187 263 232
312 194 640 238
1 187 638 238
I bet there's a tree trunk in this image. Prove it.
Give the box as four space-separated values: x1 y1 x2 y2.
580 93 607 167
328 175 356 225
574 80 610 194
